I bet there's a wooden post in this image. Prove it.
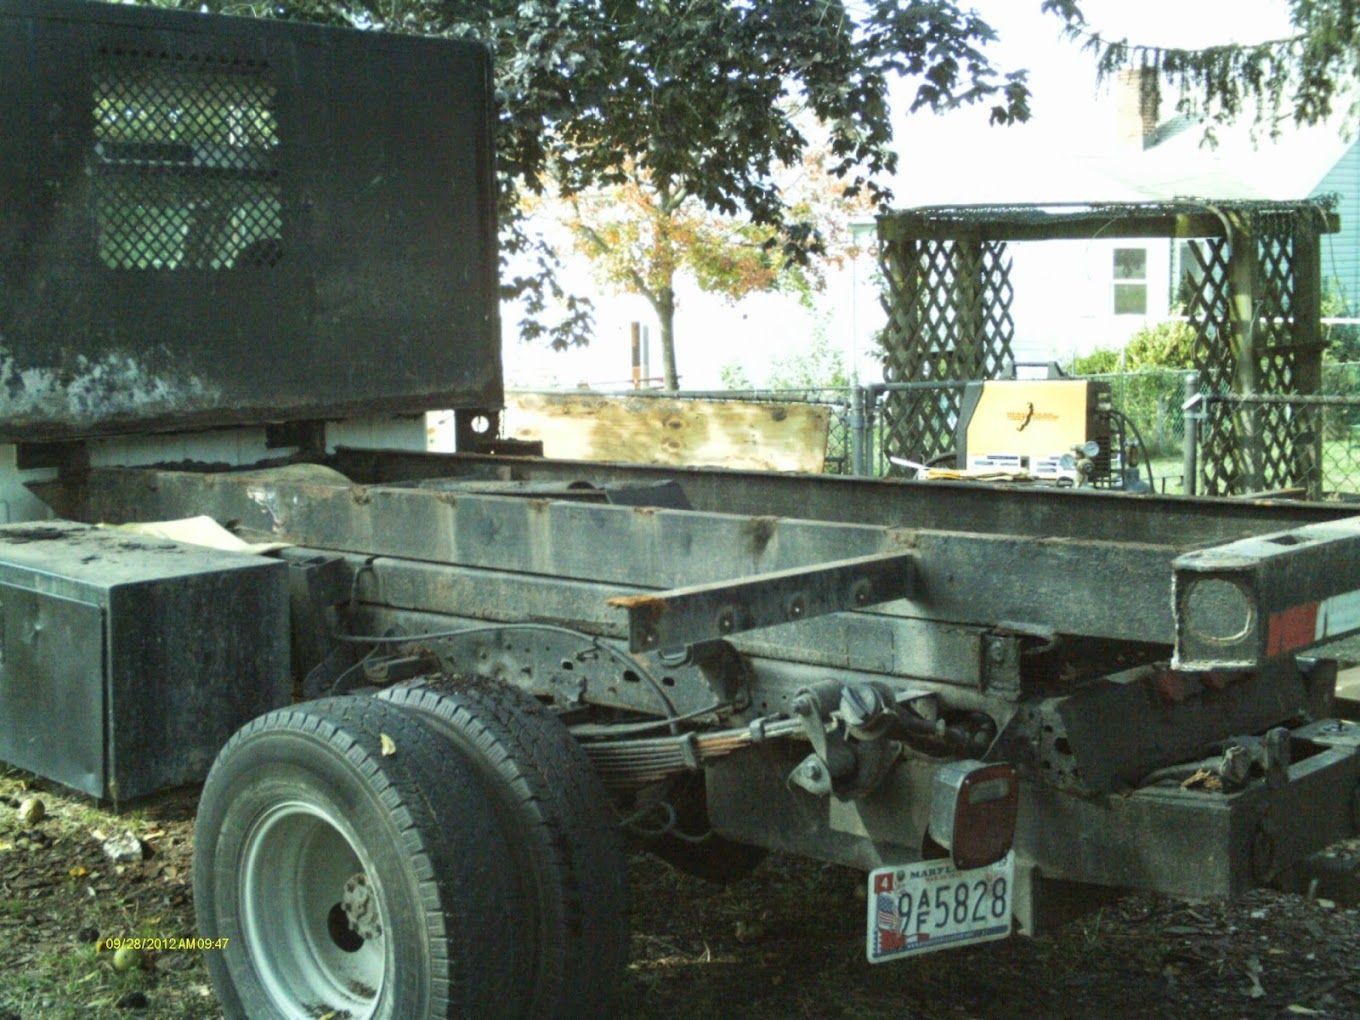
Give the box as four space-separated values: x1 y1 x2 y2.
945 233 986 463
952 234 987 381
1226 213 1261 493
1292 228 1324 496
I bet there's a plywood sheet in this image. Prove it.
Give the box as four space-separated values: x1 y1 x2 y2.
506 393 830 472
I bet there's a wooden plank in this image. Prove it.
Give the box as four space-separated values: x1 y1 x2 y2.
504 393 831 472
879 211 1341 244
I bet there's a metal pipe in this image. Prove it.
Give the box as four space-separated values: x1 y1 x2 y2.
1182 372 1199 497
849 384 867 477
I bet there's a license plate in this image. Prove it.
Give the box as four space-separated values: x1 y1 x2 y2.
866 852 1014 963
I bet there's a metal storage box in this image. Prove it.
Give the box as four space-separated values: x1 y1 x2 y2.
0 0 501 441
0 521 289 800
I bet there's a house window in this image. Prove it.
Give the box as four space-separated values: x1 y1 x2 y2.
1113 247 1148 315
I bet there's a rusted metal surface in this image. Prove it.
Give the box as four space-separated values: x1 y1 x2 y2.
0 0 500 441
43 466 1182 646
707 720 1360 900
284 547 1010 693
333 449 1360 548
1173 516 1360 670
992 658 1334 796
607 551 917 652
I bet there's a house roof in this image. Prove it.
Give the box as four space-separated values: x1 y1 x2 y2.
892 102 1355 207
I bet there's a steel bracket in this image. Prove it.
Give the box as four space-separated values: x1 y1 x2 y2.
609 551 916 653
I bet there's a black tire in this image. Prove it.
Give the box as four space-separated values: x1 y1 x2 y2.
379 676 629 1019
194 695 520 1020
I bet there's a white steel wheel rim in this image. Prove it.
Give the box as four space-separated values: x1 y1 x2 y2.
239 800 388 1019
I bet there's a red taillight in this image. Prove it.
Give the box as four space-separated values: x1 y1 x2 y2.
928 760 1019 870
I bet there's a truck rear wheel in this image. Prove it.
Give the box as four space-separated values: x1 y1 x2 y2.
193 696 519 1019
378 676 629 1018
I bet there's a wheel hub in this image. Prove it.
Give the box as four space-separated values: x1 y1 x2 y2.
239 801 386 1018
342 873 384 942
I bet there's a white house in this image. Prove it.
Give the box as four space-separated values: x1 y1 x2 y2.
892 68 1359 367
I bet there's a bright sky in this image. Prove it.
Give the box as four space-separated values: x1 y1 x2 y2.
895 0 1294 144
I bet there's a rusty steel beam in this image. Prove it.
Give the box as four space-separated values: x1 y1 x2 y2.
1174 516 1360 670
332 448 1360 549
608 551 917 652
36 467 1186 646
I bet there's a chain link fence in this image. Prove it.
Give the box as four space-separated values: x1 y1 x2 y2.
1194 364 1360 500
517 366 1360 497
1079 369 1194 493
1318 363 1360 499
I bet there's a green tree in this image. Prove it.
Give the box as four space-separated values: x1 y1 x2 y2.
1044 0 1360 135
1071 319 1196 375
549 149 868 389
1323 279 1360 362
766 325 850 391
552 170 820 389
137 0 1032 352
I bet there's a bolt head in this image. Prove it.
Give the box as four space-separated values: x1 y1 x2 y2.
840 683 884 728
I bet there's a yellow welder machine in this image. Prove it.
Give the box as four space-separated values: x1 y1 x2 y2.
947 376 1152 491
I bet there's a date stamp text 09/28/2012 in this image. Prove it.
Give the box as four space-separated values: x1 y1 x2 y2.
97 937 230 952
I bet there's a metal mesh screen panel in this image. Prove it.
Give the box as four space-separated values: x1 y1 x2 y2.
92 49 282 271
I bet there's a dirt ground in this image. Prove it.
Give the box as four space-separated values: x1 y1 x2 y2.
0 768 1356 1019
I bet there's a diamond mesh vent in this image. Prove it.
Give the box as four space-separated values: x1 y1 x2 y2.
92 49 282 271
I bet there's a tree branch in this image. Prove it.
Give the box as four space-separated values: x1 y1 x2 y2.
572 217 658 305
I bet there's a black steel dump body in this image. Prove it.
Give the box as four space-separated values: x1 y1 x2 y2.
0 0 500 441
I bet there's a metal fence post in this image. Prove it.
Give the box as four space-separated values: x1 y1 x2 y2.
849 384 867 476
1182 372 1199 497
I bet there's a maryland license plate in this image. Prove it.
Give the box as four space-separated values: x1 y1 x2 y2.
866 853 1014 963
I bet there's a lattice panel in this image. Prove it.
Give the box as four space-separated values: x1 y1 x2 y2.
878 239 1015 467
1190 219 1320 495
92 49 282 271
1187 237 1244 494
